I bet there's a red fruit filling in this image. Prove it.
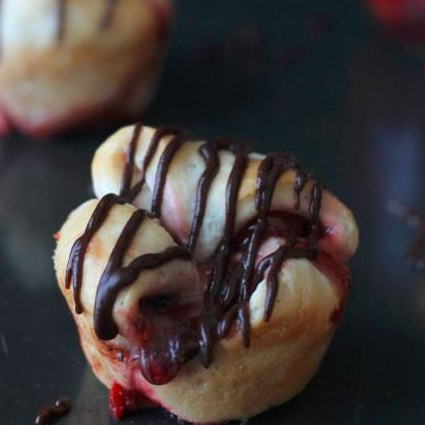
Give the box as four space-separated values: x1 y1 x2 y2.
109 382 158 420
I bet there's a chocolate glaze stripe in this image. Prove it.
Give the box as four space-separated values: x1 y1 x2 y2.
238 303 251 348
263 246 315 321
218 140 249 246
67 127 182 315
261 184 321 322
125 127 182 202
187 142 220 253
307 183 323 254
232 155 303 345
239 154 300 302
294 170 309 210
66 194 123 314
120 123 143 197
151 131 184 218
96 246 191 341
197 151 322 363
206 140 248 296
95 209 147 340
196 139 249 365
35 397 71 425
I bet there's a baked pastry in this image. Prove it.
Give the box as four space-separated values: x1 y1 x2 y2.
0 0 173 138
54 124 359 423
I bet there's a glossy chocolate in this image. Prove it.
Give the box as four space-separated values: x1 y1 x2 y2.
66 193 121 314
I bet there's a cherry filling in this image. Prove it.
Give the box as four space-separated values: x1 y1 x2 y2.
139 310 199 385
134 212 347 387
109 382 158 420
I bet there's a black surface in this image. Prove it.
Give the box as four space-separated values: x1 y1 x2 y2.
2 1 425 424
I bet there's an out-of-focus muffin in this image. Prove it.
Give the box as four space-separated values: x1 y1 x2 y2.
0 0 174 138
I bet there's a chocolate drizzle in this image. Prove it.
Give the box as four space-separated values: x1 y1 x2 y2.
120 123 143 197
151 131 184 218
66 193 122 314
294 170 309 210
120 127 182 202
95 230 190 340
65 124 324 385
35 397 71 425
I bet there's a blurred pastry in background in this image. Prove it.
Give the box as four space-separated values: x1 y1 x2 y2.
366 0 425 42
0 0 174 138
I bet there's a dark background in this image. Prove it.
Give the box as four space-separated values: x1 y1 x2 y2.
2 0 425 424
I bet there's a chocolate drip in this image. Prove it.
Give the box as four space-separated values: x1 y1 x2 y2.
120 123 143 197
35 397 71 425
308 183 323 253
247 154 301 313
198 153 315 363
294 170 309 210
206 140 248 296
101 0 119 29
56 0 66 44
66 194 122 313
151 131 184 218
95 243 190 341
92 204 191 341
196 139 249 365
95 209 147 340
67 127 182 316
64 124 324 385
187 143 220 253
125 127 181 202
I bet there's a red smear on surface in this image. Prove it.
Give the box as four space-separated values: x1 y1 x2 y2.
313 252 351 324
109 382 126 421
109 382 159 421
